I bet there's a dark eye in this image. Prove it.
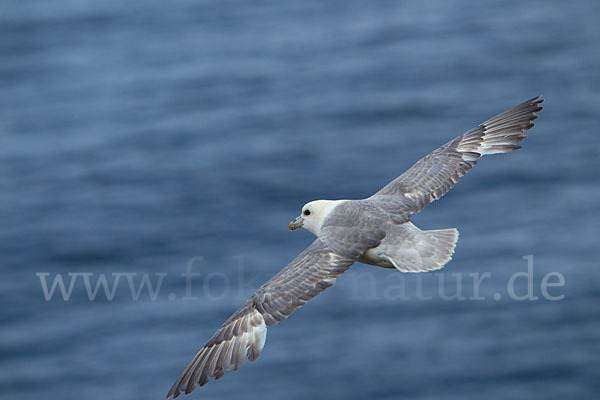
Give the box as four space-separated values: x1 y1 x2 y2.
303 210 311 216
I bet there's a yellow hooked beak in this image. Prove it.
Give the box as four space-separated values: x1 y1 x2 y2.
289 216 303 231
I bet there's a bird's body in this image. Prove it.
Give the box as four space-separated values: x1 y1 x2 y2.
167 96 544 398
301 199 458 272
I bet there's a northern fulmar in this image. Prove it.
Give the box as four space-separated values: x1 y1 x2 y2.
167 96 544 398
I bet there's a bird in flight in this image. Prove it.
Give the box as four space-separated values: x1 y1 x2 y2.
167 96 544 398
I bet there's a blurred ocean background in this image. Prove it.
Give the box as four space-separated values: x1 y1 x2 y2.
1 1 599 399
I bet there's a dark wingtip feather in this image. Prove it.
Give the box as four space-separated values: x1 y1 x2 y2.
531 95 544 111
529 94 544 104
166 382 180 399
184 386 194 394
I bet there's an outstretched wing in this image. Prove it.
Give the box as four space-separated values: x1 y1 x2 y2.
369 96 544 222
167 238 361 398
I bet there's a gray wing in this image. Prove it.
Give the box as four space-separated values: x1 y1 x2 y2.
167 231 382 398
369 96 544 222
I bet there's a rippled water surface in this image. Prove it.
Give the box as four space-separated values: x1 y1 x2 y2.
2 1 599 399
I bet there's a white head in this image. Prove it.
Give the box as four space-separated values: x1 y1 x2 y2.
289 200 345 237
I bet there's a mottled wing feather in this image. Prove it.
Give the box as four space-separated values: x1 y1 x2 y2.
252 238 357 326
370 96 544 222
167 238 365 399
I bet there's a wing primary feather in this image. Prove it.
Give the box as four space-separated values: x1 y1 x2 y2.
369 96 543 220
166 239 362 398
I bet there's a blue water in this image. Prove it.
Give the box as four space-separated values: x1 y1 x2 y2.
2 1 599 399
